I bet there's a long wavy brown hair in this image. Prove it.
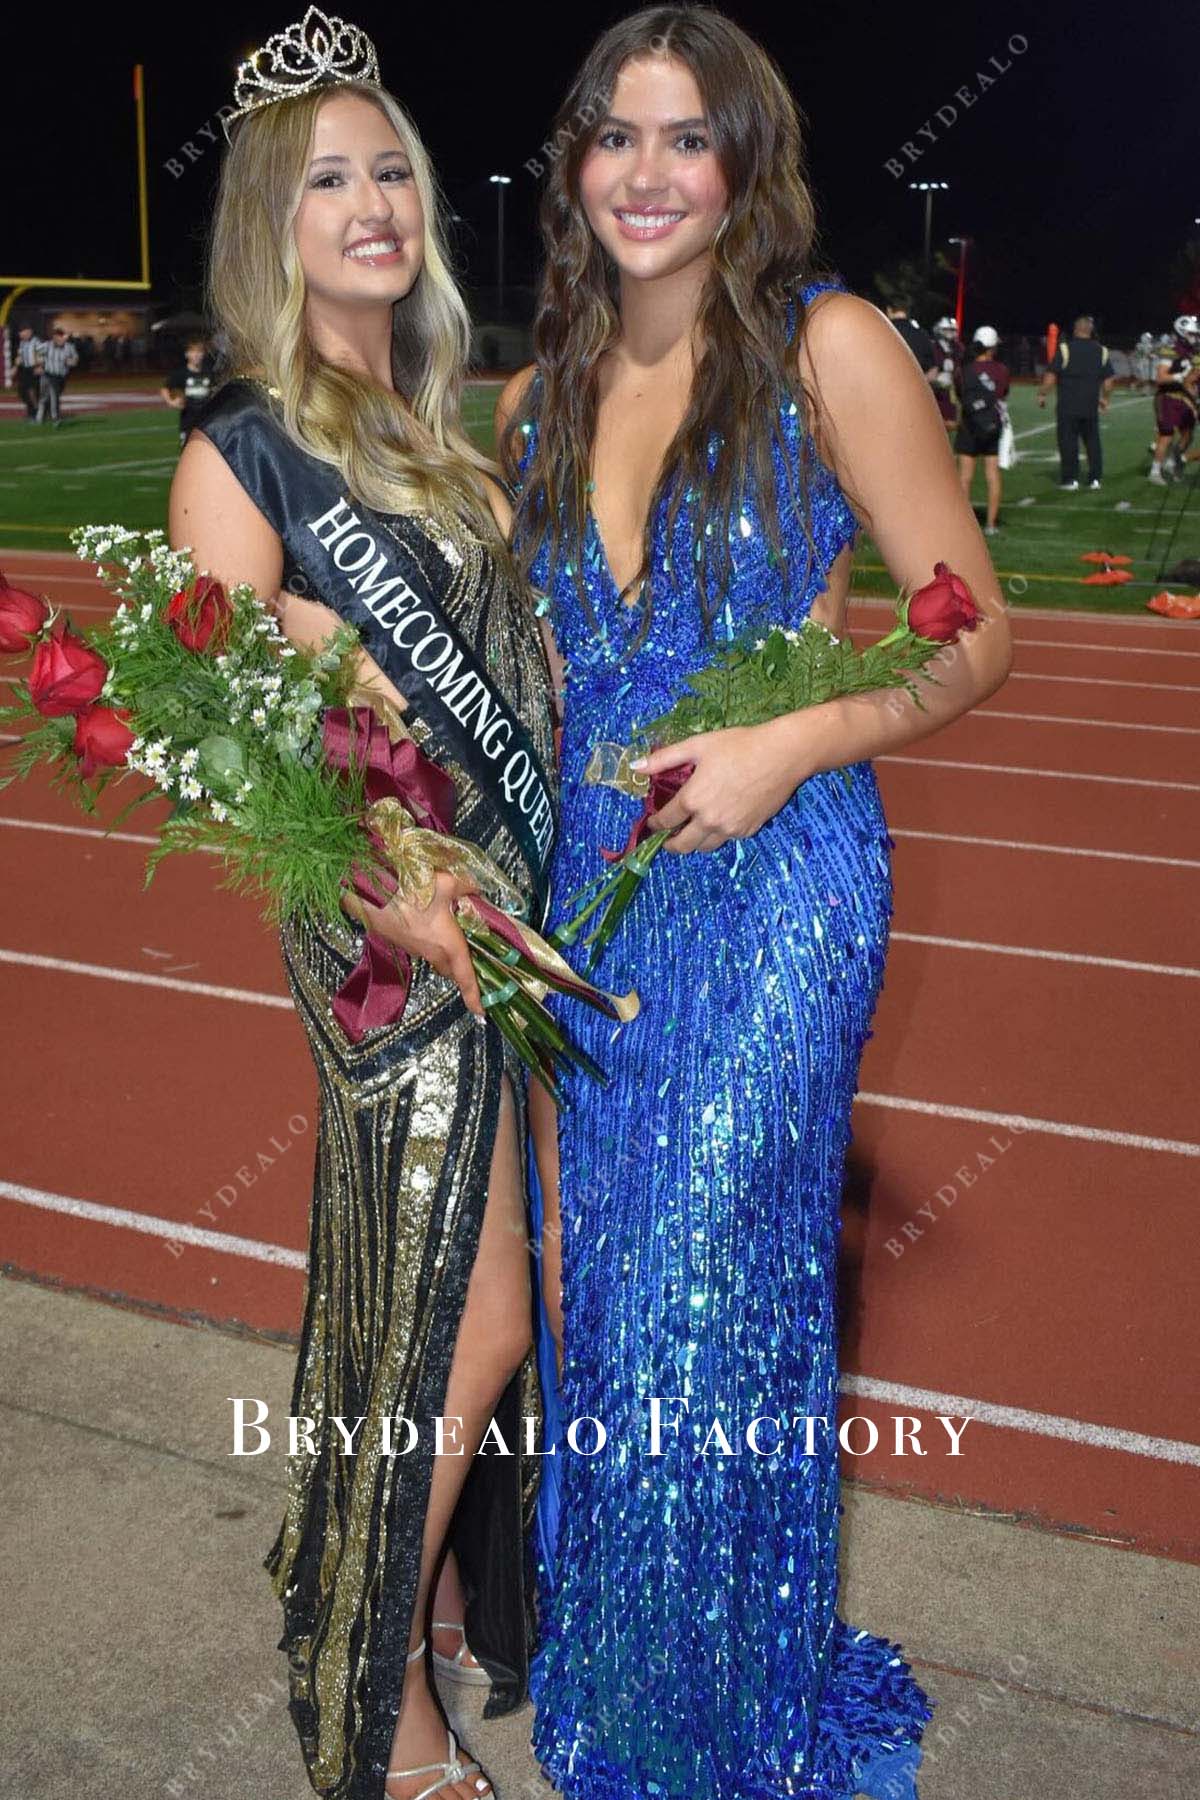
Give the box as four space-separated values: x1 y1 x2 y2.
506 5 838 646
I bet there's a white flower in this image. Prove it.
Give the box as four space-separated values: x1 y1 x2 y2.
179 748 199 771
251 707 268 728
180 776 203 800
280 645 297 658
140 603 153 622
210 801 229 823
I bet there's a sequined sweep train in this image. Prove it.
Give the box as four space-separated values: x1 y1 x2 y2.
518 281 934 1800
192 379 555 1800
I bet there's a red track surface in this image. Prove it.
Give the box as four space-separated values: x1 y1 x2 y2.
3 555 1198 1562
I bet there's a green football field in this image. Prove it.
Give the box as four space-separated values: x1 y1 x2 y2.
1 379 1192 613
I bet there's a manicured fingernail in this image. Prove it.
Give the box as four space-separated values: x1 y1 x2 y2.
630 756 647 770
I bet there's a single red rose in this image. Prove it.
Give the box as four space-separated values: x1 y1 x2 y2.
73 703 135 777
0 571 49 652
27 615 108 715
166 574 232 653
906 562 982 642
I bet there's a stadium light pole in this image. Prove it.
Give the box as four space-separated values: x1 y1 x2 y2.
910 181 949 299
490 174 512 317
948 235 970 341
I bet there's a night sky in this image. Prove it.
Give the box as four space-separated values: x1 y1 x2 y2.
9 0 1196 340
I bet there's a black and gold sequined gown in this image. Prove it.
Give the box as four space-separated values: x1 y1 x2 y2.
192 378 556 1800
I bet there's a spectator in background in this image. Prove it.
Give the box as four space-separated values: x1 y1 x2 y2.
883 301 937 381
955 325 1010 535
1148 316 1199 485
1037 314 1115 489
1132 331 1157 393
160 340 216 448
11 327 45 420
35 327 79 426
930 316 961 435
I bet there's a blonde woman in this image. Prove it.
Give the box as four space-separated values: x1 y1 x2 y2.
168 14 557 1799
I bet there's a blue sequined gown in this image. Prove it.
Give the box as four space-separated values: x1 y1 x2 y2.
518 280 933 1800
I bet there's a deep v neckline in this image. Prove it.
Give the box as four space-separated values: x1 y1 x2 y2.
586 499 650 610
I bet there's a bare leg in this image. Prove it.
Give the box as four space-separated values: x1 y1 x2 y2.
430 1545 484 1670
386 1074 532 1800
957 453 976 498
529 1078 564 1382
983 457 1001 528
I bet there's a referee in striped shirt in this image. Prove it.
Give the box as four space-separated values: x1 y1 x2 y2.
35 327 79 426
12 328 46 420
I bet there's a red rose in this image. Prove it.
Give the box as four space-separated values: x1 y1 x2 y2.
166 574 232 653
73 703 135 777
906 562 982 642
0 570 49 652
27 615 108 716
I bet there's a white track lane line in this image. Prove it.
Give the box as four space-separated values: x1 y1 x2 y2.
0 816 161 845
890 931 1199 979
840 1375 1200 1468
4 946 1195 1151
977 708 1200 734
8 814 1197 872
4 1183 1196 1464
879 755 1200 790
888 828 1200 870
850 596 1192 626
855 1090 1199 1157
0 948 290 1008
1013 671 1199 691
855 631 1200 659
0 1181 305 1268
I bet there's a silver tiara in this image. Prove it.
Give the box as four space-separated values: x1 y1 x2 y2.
222 7 381 141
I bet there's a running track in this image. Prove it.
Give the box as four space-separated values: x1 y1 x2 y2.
2 552 1197 1563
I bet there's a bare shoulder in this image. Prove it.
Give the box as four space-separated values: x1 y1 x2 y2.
797 290 911 385
168 428 283 597
797 291 939 462
493 362 538 460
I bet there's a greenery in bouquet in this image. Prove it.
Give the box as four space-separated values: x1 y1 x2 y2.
0 529 636 1100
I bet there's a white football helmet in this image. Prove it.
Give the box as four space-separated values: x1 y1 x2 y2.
972 325 999 349
933 316 957 340
1174 314 1200 346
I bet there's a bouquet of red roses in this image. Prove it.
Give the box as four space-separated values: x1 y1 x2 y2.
0 528 636 1100
553 563 983 971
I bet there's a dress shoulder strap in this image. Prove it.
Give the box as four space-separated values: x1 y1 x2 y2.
797 272 850 309
187 377 299 542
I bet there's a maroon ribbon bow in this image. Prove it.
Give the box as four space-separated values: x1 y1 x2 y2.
600 760 696 863
322 706 571 1041
322 706 458 1043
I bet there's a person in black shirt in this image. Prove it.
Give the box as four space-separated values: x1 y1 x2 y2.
160 339 215 447
884 302 937 381
1037 315 1116 490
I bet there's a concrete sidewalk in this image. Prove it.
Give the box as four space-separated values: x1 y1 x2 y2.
2 1275 1195 1799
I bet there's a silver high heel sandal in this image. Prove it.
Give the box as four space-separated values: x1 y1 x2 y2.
386 1638 493 1800
431 1618 492 1686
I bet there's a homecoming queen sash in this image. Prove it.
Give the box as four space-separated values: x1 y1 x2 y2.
192 379 558 913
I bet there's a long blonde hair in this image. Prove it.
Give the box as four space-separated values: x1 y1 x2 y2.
208 82 502 547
